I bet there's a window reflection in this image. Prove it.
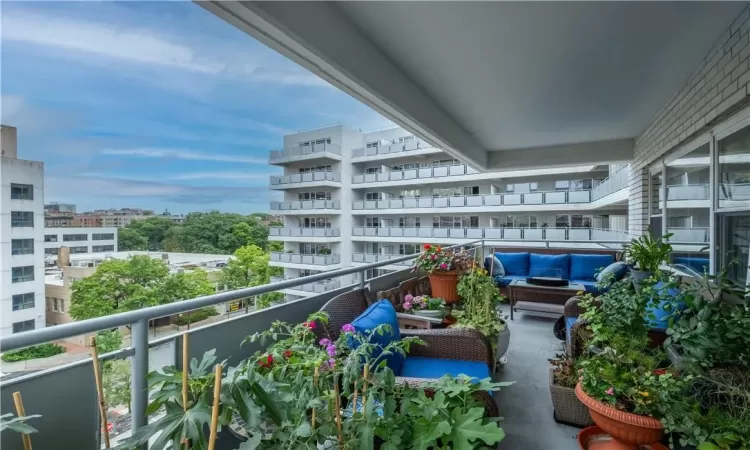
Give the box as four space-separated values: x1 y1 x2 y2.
718 126 750 208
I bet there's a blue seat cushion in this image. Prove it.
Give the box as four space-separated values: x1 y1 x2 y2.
350 300 403 373
565 317 578 343
571 279 601 294
673 256 710 275
495 252 530 276
596 261 629 283
493 275 527 287
399 356 491 381
484 255 506 277
570 254 615 281
529 253 570 279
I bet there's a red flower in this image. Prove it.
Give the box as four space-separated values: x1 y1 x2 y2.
283 350 292 359
258 354 274 368
303 321 316 330
436 246 442 252
653 368 667 376
424 244 431 250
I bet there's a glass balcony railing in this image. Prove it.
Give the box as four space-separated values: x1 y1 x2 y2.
667 227 711 243
270 252 341 265
269 227 341 237
270 200 341 211
353 191 591 210
269 143 342 162
352 253 415 266
592 167 629 201
270 171 341 186
351 226 630 242
269 276 342 293
351 139 437 158
352 164 480 183
666 184 710 201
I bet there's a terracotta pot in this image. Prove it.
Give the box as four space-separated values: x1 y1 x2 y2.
429 271 459 303
575 383 663 450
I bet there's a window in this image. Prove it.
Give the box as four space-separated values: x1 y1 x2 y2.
432 159 460 167
53 298 59 312
398 217 420 228
70 246 88 254
299 217 331 228
12 293 35 311
717 213 749 287
12 320 35 334
10 183 33 200
462 216 480 228
463 186 480 196
298 165 332 173
11 239 34 255
92 245 115 252
298 192 331 201
718 125 750 208
365 167 381 174
555 180 570 191
433 216 463 228
92 233 114 240
299 243 330 255
59 299 65 313
555 214 570 228
508 216 538 228
365 217 380 228
298 138 331 148
433 187 462 197
45 248 58 255
299 269 321 277
11 211 33 227
12 266 34 283
399 244 419 255
45 234 58 242
63 234 87 242
366 141 379 148
571 215 593 228
365 192 381 201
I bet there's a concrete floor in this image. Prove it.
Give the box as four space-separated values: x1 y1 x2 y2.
494 307 581 450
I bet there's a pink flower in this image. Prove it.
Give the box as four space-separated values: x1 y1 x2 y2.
319 338 331 347
321 358 336 372
404 294 414 302
326 344 337 357
605 387 614 396
341 324 355 333
439 263 448 270
403 301 412 311
431 254 437 260
303 321 316 330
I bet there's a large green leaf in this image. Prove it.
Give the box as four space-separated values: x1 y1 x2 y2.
0 413 41 434
410 420 451 450
444 407 505 450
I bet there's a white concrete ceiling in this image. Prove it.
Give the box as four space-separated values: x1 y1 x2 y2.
201 1 745 170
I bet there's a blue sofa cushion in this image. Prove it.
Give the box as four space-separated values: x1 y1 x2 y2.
529 253 570 279
399 356 490 381
570 254 615 281
596 261 629 283
673 256 710 275
495 252 530 276
493 275 527 287
350 300 403 373
571 279 601 294
565 317 578 343
484 255 506 277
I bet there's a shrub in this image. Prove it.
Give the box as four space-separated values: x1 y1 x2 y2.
174 307 218 326
1 343 65 362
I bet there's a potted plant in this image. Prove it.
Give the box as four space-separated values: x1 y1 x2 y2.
402 294 446 319
623 232 673 291
414 244 473 303
455 266 510 367
548 353 592 427
577 337 690 450
318 247 331 255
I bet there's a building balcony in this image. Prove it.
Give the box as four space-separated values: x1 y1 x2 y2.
352 191 592 213
352 253 415 267
270 252 341 266
352 164 480 184
592 167 629 201
269 227 341 241
350 139 440 161
351 226 630 243
667 227 710 243
666 184 710 201
270 200 341 213
269 276 342 293
269 143 342 165
270 171 341 189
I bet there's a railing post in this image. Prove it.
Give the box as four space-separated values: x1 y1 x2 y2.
359 271 366 289
131 318 149 447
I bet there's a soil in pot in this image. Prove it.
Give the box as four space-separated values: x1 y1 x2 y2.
429 271 459 303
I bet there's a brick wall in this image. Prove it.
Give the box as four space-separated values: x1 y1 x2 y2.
629 3 750 234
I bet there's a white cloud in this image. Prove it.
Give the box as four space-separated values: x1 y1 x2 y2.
168 171 274 181
101 147 268 164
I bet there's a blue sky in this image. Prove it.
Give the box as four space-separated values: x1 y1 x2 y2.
1 1 392 214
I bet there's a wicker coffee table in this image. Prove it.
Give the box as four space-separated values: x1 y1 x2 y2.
507 280 585 320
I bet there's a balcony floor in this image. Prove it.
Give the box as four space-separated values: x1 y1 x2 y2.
494 307 580 449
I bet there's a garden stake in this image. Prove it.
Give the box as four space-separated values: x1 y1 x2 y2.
181 333 189 450
362 364 370 417
89 336 111 448
207 364 223 450
13 391 32 450
333 375 343 448
311 365 319 430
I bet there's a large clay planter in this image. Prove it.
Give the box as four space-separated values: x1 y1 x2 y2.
429 271 459 303
575 383 663 450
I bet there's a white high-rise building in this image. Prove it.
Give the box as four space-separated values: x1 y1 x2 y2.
1 125 46 337
268 125 632 300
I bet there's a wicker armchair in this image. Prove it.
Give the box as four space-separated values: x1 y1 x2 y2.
317 288 498 417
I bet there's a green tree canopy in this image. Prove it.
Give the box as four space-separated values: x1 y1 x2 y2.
220 244 282 309
118 228 148 251
125 217 175 250
69 255 215 321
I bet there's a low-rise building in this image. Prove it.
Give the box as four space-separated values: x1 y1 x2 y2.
43 227 118 261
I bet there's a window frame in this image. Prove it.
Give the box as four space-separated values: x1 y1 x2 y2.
12 293 35 311
10 183 33 200
11 265 35 283
11 211 34 227
11 239 34 255
12 320 35 334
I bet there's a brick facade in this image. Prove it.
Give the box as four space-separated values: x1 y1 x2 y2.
629 3 750 234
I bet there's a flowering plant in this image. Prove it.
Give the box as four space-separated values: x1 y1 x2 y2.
414 244 473 274
402 294 445 313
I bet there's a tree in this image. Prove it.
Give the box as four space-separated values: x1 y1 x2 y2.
162 211 271 254
103 359 131 412
118 228 148 251
221 244 283 309
95 330 122 354
125 217 175 250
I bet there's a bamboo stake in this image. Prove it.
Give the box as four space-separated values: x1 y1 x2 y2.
181 333 189 450
12 391 32 450
207 364 223 450
333 375 343 448
311 366 320 430
90 336 111 449
361 364 370 418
